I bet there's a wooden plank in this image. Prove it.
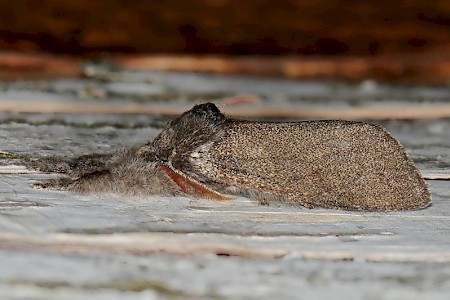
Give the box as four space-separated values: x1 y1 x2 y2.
422 173 450 180
1 100 450 120
1 51 450 84
0 52 82 79
1 232 450 263
112 54 450 84
0 165 43 174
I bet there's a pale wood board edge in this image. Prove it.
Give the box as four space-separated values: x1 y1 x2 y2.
1 101 450 120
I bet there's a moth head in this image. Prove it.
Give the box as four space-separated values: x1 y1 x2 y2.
142 103 227 163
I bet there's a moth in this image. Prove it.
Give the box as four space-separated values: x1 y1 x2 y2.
34 103 431 211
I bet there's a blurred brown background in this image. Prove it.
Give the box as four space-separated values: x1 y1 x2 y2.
0 0 449 83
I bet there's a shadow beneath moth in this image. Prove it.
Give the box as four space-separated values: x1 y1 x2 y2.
35 103 431 211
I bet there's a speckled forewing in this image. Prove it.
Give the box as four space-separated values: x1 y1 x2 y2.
187 120 430 211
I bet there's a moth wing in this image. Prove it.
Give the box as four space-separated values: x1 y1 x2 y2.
185 121 431 211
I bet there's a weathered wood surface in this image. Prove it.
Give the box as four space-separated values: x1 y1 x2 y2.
0 72 449 299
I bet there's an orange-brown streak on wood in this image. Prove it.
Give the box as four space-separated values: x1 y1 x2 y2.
112 52 450 84
0 52 82 80
0 51 450 84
